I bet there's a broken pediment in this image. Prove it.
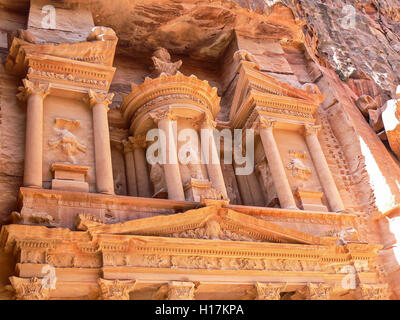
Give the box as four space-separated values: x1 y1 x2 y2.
5 28 118 77
230 62 326 128
78 206 329 245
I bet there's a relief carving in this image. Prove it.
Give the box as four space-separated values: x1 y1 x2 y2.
48 118 86 164
9 277 51 300
356 284 389 300
151 48 182 77
168 281 195 300
255 282 284 300
287 158 312 181
150 163 168 198
98 279 136 300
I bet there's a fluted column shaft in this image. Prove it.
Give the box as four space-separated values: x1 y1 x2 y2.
304 125 344 212
258 119 297 209
17 79 51 188
122 138 138 196
87 90 114 194
153 110 185 201
200 116 228 199
131 136 152 198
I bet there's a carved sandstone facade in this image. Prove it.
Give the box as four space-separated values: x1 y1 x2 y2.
0 0 399 300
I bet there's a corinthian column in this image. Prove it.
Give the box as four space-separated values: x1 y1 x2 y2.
258 118 297 209
304 124 345 212
200 115 228 200
17 79 51 188
122 138 138 196
150 108 185 201
130 135 152 198
86 90 114 194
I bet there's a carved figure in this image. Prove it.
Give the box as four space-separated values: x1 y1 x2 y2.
150 163 167 197
48 118 86 164
151 48 182 76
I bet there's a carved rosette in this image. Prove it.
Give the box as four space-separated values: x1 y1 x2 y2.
17 79 51 101
255 282 283 300
9 276 51 300
129 135 147 149
356 284 389 300
301 283 332 300
98 279 137 300
85 89 114 109
304 124 321 136
167 281 195 300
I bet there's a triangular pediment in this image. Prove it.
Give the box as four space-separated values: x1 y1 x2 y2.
77 206 328 245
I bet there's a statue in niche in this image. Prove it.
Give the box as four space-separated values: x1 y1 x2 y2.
151 47 182 77
150 163 167 198
48 118 86 164
233 49 260 70
287 158 312 181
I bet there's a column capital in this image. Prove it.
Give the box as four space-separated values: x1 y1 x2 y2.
258 117 277 130
355 284 389 300
98 279 137 300
304 124 321 136
129 135 147 149
17 79 51 101
149 107 177 124
121 139 133 153
167 281 195 300
255 282 284 300
9 276 51 300
85 89 114 109
193 113 216 130
299 282 332 300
